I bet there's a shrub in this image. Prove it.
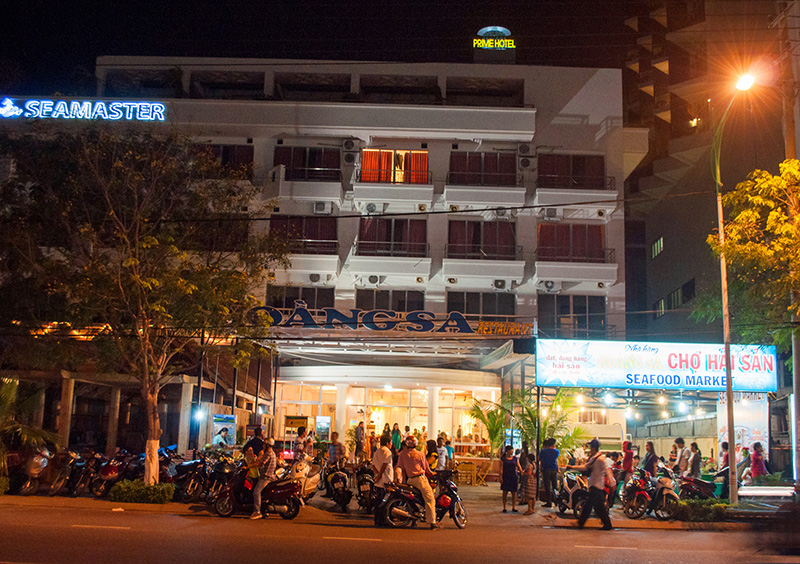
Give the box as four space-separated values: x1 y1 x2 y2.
673 499 729 522
0 476 8 495
108 479 175 504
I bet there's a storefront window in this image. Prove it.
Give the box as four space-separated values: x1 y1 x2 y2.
346 387 365 405
410 389 428 407
281 384 301 401
301 385 320 402
367 388 410 406
321 385 337 404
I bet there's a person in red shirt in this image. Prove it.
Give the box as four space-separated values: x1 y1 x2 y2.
621 441 634 485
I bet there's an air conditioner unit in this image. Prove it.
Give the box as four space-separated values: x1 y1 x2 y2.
343 139 358 152
518 156 533 170
536 280 562 293
343 152 358 165
494 208 508 218
493 279 507 290
309 273 321 283
597 209 606 218
447 277 458 285
365 202 383 214
517 143 532 156
449 204 459 212
361 274 385 288
540 207 562 221
313 201 332 215
342 139 360 165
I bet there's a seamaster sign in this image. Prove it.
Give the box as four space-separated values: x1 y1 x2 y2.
0 97 166 122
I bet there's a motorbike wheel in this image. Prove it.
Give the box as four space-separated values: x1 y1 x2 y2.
19 478 38 496
206 481 221 505
572 492 587 519
92 480 111 498
383 497 414 528
49 473 70 497
316 474 326 490
180 477 203 503
72 473 90 497
451 500 467 529
214 493 235 517
557 501 568 514
624 494 648 519
280 497 301 520
654 496 678 521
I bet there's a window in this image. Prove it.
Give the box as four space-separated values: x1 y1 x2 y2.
537 154 606 189
651 236 664 259
266 286 335 310
273 146 341 181
577 409 608 425
446 292 516 322
357 217 427 257
359 149 429 184
538 294 606 339
653 299 665 319
682 278 696 303
448 221 517 260
270 215 337 254
667 288 683 310
356 290 424 312
195 144 254 177
448 152 517 186
537 223 606 262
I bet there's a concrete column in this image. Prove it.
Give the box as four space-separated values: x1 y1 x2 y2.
181 69 191 97
106 387 121 457
350 73 360 94
335 384 348 439
32 388 45 429
264 71 275 98
58 377 75 448
177 381 193 455
427 386 440 439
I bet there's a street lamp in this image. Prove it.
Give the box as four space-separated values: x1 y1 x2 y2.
711 75 752 505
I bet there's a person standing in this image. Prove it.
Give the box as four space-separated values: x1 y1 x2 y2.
641 441 658 476
621 441 634 485
750 442 768 479
539 438 560 508
688 442 702 478
212 427 230 449
673 437 690 475
520 453 537 515
435 437 449 471
354 421 366 460
391 424 403 450
456 425 463 441
369 431 379 460
499 445 522 513
293 426 307 462
396 436 439 530
250 438 277 519
568 438 613 530
371 434 394 525
328 431 346 465
444 439 455 467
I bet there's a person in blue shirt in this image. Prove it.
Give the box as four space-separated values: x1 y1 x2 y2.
538 438 560 508
444 439 455 466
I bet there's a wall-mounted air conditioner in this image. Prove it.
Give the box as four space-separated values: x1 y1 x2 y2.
536 280 562 294
313 201 332 215
540 207 562 221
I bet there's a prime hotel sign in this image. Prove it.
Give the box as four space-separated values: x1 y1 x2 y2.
0 97 166 122
473 26 516 50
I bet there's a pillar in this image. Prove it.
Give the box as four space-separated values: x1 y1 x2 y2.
32 388 45 429
427 386 440 439
335 384 348 439
177 381 193 455
106 386 121 457
58 377 74 448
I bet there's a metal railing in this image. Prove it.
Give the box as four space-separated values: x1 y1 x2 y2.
535 175 615 190
446 243 522 261
445 171 523 188
354 240 429 258
356 169 433 185
537 323 615 340
534 247 615 264
284 167 342 182
287 239 339 255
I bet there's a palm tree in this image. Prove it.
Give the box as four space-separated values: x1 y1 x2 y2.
0 378 59 477
467 400 506 466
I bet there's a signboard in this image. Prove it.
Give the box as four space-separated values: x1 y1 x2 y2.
212 414 235 447
535 339 778 392
284 415 308 429
473 26 516 50
0 97 166 122
315 415 331 442
504 427 522 451
717 392 769 459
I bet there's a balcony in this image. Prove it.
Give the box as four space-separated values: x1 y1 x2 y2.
533 247 618 292
444 171 526 210
353 169 435 214
538 323 615 340
347 241 432 285
287 239 339 256
272 164 343 204
354 240 428 258
273 241 340 286
533 175 617 221
442 244 524 289
445 243 522 261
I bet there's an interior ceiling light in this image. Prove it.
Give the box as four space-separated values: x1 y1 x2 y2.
604 393 613 405
576 394 584 404
679 401 688 413
658 395 666 405
634 412 641 420
661 411 669 418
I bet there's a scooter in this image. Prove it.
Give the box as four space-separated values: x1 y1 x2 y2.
645 464 679 520
289 454 321 503
678 467 728 500
48 450 81 496
354 460 375 513
381 469 467 529
15 446 52 495
621 468 651 519
557 470 589 518
327 463 353 512
91 450 137 497
68 452 106 497
205 451 237 505
173 451 209 503
214 462 302 520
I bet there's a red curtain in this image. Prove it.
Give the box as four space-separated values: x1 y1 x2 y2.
538 154 570 188
361 149 381 182
497 153 517 187
408 151 429 184
483 222 516 259
537 224 555 259
449 152 467 184
402 219 427 256
588 224 605 261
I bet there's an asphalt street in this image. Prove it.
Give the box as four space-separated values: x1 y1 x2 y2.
0 503 797 564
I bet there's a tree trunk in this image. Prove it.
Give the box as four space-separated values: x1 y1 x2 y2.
143 387 162 485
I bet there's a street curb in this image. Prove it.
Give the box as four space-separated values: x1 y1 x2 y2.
0 496 200 515
549 517 752 532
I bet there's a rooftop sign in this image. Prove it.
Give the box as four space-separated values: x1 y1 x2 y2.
536 339 779 393
473 26 516 50
0 97 166 122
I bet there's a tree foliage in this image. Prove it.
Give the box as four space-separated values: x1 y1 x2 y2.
0 125 289 482
497 388 589 452
467 400 506 464
0 379 59 476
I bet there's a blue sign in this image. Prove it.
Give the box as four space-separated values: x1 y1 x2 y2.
0 97 166 122
536 339 779 393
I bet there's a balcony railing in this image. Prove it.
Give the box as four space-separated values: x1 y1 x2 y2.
536 175 615 191
284 167 342 182
538 323 614 340
354 240 429 258
356 169 433 185
446 243 522 261
534 247 615 264
445 171 523 188
287 239 339 255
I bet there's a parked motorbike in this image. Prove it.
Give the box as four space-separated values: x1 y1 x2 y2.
557 470 589 518
327 463 352 512
205 451 237 505
354 460 375 513
214 462 302 520
678 467 728 500
289 454 321 503
621 468 651 519
48 450 81 497
68 452 106 497
15 446 53 496
381 469 466 529
645 464 679 520
173 451 209 503
91 450 137 497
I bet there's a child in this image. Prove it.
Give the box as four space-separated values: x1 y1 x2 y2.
520 453 537 515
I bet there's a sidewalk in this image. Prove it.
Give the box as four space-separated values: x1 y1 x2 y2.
0 484 753 531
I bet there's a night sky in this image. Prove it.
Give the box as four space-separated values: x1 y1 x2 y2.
0 1 641 96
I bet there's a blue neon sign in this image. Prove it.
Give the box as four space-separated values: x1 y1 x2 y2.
0 97 166 122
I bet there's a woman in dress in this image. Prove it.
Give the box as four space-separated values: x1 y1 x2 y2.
499 445 523 513
750 442 768 479
520 453 537 515
688 442 702 478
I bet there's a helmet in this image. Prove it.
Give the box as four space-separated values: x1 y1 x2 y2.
267 438 275 446
404 435 418 449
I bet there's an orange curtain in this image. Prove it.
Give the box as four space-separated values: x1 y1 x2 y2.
408 151 428 184
361 149 380 182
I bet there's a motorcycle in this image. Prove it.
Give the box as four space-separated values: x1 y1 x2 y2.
289 454 321 503
678 467 728 500
381 469 466 529
205 451 237 505
557 470 589 518
645 464 679 520
214 462 302 520
14 446 53 495
621 468 651 519
327 462 352 512
173 451 210 503
354 460 375 513
91 450 138 497
68 452 106 497
48 450 81 497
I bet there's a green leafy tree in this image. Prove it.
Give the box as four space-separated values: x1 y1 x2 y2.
0 126 288 484
467 400 506 466
498 388 589 452
0 379 59 477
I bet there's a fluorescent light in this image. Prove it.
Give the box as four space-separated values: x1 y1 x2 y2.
661 411 669 418
193 409 205 422
555 404 562 412
576 394 584 404
604 393 613 406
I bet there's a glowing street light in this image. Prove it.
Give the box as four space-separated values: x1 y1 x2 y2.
736 74 755 91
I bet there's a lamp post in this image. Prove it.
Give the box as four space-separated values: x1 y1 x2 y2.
710 74 752 505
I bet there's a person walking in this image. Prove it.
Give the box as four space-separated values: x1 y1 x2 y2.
688 442 702 478
520 453 537 515
673 437 690 475
354 421 366 460
621 440 634 485
750 442 768 479
396 435 439 530
568 438 613 530
539 438 559 508
641 441 658 476
371 434 394 526
499 445 522 513
250 438 277 519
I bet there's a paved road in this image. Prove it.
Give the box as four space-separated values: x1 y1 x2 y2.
0 504 797 564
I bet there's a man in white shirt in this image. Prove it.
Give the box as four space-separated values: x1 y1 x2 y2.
371 434 394 526
673 437 691 476
567 438 613 531
435 437 449 471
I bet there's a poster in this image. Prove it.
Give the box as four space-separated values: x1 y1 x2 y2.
212 414 235 447
717 392 769 459
315 416 331 442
